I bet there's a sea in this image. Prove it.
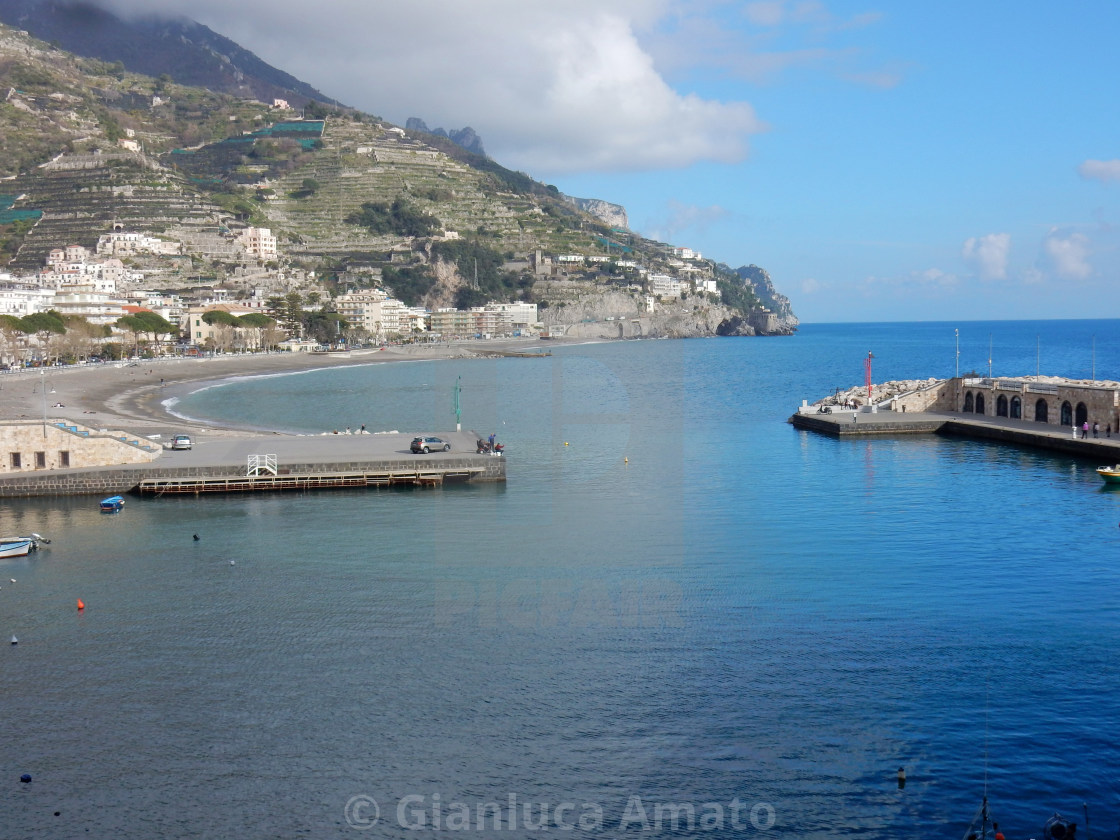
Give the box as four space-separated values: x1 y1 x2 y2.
4 319 1120 839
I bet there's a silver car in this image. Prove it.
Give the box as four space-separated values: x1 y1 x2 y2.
411 436 450 454
171 435 193 450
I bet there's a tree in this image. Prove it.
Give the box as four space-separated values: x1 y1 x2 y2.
303 311 348 345
237 312 276 351
132 311 177 355
345 199 441 238
22 311 66 363
201 310 241 327
59 316 110 361
115 315 147 357
0 314 27 365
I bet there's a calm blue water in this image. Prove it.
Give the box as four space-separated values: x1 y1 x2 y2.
4 320 1120 839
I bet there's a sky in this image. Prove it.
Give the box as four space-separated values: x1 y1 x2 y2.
93 0 1120 323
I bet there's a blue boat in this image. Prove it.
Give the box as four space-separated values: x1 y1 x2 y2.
100 495 125 513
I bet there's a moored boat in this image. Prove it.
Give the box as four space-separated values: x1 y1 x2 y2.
1096 465 1120 484
0 533 49 558
100 495 125 513
0 538 34 558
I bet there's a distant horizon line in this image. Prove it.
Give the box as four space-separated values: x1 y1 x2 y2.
799 317 1120 326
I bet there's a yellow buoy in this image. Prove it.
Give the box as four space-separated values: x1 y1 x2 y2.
564 442 569 446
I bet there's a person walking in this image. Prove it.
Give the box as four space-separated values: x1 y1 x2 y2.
1094 421 1100 438
1082 420 1090 439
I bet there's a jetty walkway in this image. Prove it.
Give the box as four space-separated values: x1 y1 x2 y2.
0 430 505 498
790 408 1120 461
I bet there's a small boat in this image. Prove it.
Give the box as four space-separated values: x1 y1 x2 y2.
100 495 125 513
0 538 34 558
0 533 49 558
1096 465 1120 484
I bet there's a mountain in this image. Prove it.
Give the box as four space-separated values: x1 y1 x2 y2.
0 21 796 335
564 197 628 229
0 0 339 108
734 264 797 325
405 119 486 157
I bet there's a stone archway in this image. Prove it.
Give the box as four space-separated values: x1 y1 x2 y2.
975 393 986 415
1010 396 1021 419
963 392 974 412
1036 399 1049 423
1076 402 1088 426
996 395 1008 417
1061 401 1073 426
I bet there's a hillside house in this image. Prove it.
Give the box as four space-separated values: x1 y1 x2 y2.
236 227 278 261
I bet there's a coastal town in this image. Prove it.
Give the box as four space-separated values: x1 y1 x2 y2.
0 224 548 360
0 218 789 362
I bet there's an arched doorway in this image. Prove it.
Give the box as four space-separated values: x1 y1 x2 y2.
1076 403 1088 426
1036 399 1049 422
975 393 986 415
996 395 1008 417
1010 396 1021 419
1061 401 1073 426
963 392 974 412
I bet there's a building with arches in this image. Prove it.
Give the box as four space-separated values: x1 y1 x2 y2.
954 377 1117 432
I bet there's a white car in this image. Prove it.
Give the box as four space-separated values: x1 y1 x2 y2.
170 435 192 450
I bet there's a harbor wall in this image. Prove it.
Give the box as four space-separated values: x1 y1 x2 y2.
0 454 506 498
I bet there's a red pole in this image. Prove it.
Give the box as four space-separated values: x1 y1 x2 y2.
865 352 874 404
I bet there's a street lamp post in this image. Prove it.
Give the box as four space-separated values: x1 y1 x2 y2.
453 376 462 432
40 367 47 437
955 328 959 379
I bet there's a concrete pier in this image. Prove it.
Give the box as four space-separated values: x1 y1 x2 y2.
790 408 1120 461
0 430 505 498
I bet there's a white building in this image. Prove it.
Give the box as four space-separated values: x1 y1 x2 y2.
484 301 539 333
97 231 182 257
236 227 278 261
335 289 410 339
649 274 683 298
0 284 56 317
51 291 128 325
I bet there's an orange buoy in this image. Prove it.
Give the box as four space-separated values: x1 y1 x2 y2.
77 599 85 611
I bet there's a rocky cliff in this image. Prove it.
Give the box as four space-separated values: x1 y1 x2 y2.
405 119 486 157
564 197 629 229
733 264 798 332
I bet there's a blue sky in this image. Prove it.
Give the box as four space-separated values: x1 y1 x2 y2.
103 0 1120 323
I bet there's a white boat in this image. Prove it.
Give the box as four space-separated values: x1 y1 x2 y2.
0 534 49 558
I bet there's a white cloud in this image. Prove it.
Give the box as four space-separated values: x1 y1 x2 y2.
643 200 731 243
1078 159 1120 183
800 277 821 294
92 0 762 175
1043 230 1092 280
961 233 1010 280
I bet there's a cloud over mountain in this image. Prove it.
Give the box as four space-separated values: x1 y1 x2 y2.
90 0 763 176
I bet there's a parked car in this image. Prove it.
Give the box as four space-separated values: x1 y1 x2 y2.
171 435 193 450
411 436 450 454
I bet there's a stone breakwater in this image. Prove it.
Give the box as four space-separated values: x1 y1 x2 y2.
815 378 944 407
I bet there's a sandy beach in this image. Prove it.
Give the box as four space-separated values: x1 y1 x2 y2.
0 337 557 440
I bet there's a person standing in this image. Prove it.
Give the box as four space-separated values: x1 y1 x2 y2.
1094 421 1100 438
1082 420 1090 439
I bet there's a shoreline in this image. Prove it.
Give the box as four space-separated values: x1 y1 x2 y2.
0 336 570 440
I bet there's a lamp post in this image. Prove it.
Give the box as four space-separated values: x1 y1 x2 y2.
40 367 47 438
865 351 874 405
452 376 462 432
955 328 959 379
